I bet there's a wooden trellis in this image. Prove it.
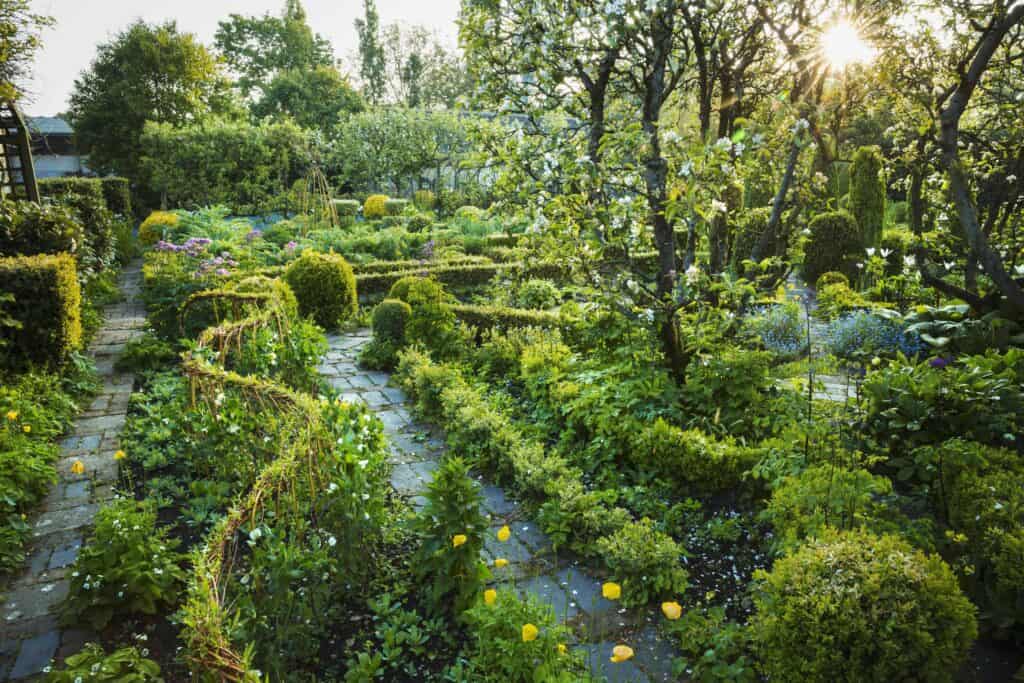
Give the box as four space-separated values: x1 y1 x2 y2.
0 101 39 202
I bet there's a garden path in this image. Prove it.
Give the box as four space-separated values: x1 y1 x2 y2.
1 264 146 680
319 331 678 682
785 278 860 404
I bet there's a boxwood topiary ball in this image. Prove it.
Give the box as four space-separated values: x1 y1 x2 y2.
802 210 862 285
373 298 411 346
750 529 977 683
284 251 357 330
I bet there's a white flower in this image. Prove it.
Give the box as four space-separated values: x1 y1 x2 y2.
880 248 892 258
249 527 262 541
327 536 337 547
904 255 915 267
714 137 732 151
866 247 876 257
678 160 693 177
685 264 700 284
943 261 956 270
1007 174 1018 184
358 459 369 469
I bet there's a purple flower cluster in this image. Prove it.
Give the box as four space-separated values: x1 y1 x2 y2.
284 241 298 251
930 356 950 369
195 252 239 278
154 237 213 258
246 229 263 242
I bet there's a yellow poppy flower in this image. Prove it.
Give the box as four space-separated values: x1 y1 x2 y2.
661 601 683 620
22 425 31 434
484 589 497 606
610 645 634 663
557 644 567 655
497 525 511 542
114 450 126 461
5 410 17 421
521 624 538 642
70 460 85 475
602 582 621 600
494 558 508 568
452 534 468 548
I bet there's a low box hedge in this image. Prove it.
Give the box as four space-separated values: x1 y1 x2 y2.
0 253 82 368
451 304 563 333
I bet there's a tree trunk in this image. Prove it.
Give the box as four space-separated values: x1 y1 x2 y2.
752 130 801 262
937 4 1024 315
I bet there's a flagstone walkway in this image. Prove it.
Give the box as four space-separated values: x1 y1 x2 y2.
0 264 146 681
318 330 678 682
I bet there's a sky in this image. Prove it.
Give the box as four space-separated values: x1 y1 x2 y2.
24 0 462 116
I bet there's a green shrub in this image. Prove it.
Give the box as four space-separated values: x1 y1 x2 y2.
0 199 84 257
372 299 411 346
459 589 588 681
455 205 486 222
43 644 162 682
947 465 1024 636
633 420 760 493
410 457 488 618
284 251 358 330
384 198 410 216
115 331 178 374
664 606 756 683
538 480 630 553
333 198 360 220
862 350 1024 451
594 518 689 607
413 189 436 210
38 179 118 273
515 278 560 309
815 271 849 289
730 207 775 268
681 348 777 439
100 177 133 216
850 146 886 247
0 253 82 368
451 304 563 336
363 194 388 219
816 282 868 318
802 209 863 284
880 226 913 275
261 220 297 248
750 530 976 682
761 465 895 552
405 212 432 232
65 498 186 630
138 211 179 247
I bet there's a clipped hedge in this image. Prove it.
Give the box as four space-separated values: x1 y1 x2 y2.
355 255 491 275
38 177 105 204
357 262 506 299
0 253 82 367
100 177 132 216
450 304 563 333
384 199 410 216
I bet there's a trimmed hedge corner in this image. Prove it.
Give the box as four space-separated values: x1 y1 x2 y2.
0 253 82 367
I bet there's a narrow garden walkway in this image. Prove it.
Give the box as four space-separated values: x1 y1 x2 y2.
319 331 677 682
0 264 146 681
785 279 857 404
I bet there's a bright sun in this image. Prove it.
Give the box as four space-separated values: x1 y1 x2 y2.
821 19 876 70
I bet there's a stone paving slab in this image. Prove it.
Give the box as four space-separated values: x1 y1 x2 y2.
0 264 144 680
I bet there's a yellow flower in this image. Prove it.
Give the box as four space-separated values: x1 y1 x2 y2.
494 558 508 569
484 589 497 606
602 582 621 601
452 534 468 548
557 644 567 655
871 356 881 367
610 645 634 663
497 525 511 542
5 410 17 421
661 601 683 620
22 425 31 434
114 450 126 461
521 624 538 642
70 460 85 475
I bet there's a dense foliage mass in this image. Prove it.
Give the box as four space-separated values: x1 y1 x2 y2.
4 0 1024 680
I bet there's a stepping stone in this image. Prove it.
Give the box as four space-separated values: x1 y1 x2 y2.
481 485 517 517
577 642 649 682
9 630 60 679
